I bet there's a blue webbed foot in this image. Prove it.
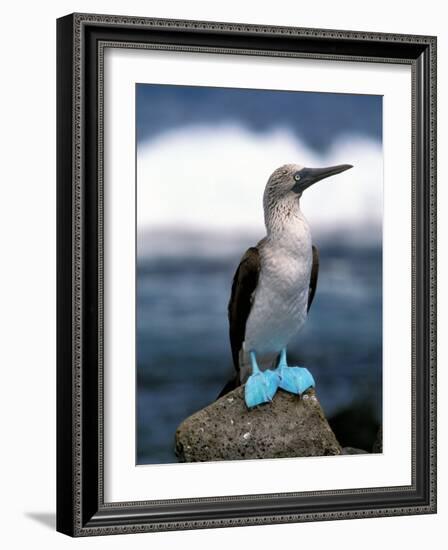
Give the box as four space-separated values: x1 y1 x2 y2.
276 365 315 394
275 349 315 395
244 351 279 408
245 369 279 408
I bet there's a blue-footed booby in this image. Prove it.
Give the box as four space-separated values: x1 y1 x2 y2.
222 162 353 408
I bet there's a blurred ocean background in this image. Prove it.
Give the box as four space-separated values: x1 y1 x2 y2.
136 84 383 464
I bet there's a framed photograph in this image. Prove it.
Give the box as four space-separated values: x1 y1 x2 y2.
56 13 437 536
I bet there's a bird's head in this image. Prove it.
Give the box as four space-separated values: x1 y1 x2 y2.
264 162 353 204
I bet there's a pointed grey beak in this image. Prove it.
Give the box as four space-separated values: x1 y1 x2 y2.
293 163 353 193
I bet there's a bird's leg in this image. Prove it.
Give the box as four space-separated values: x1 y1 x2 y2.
244 351 279 408
274 348 315 395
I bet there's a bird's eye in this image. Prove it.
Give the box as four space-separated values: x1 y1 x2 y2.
294 173 301 181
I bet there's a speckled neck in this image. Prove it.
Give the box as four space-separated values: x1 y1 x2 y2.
263 194 304 237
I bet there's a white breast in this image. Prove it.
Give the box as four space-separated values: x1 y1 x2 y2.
244 217 312 355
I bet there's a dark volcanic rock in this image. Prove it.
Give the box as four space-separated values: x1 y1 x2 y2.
372 426 383 453
341 447 368 455
175 386 341 462
328 403 380 452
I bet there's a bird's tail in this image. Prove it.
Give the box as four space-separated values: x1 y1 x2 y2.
217 352 281 400
216 375 240 400
238 349 280 383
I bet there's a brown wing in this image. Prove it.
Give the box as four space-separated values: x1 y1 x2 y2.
307 245 319 312
228 246 261 372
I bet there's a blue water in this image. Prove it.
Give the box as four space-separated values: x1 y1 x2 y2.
136 234 382 464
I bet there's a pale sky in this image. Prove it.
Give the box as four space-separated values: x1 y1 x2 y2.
137 124 382 237
136 84 382 248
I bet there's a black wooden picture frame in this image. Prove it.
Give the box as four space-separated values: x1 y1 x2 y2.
56 13 437 537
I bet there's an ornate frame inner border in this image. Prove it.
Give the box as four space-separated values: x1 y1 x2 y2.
57 13 437 537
